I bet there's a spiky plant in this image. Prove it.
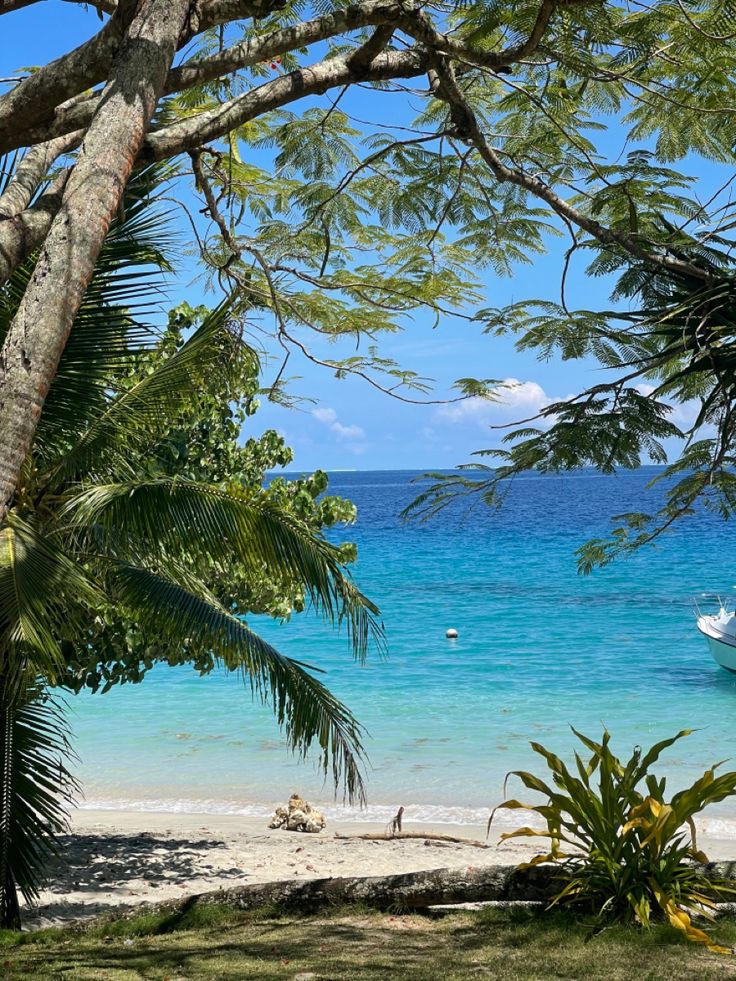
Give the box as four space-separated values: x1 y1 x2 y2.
490 729 736 953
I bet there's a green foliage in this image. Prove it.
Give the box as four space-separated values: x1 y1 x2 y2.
490 729 736 952
0 169 382 830
0 684 78 928
155 2 736 560
407 235 736 569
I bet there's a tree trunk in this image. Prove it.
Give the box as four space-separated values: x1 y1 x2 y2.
101 865 561 928
0 0 191 525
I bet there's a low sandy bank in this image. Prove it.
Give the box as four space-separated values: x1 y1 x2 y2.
23 808 736 928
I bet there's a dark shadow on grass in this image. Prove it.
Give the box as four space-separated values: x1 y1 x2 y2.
6 910 736 981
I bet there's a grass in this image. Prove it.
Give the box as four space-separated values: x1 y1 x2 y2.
4 904 736 979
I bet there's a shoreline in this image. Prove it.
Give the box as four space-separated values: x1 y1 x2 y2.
24 807 736 929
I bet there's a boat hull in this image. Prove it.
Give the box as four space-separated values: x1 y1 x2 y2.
696 613 736 673
704 635 736 674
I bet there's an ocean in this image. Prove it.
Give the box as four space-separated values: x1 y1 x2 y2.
70 468 736 835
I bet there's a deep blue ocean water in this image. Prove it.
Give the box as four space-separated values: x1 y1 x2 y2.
71 468 736 832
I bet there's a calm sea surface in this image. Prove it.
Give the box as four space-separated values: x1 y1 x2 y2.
71 468 736 833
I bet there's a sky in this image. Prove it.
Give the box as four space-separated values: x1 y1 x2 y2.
1 3 726 471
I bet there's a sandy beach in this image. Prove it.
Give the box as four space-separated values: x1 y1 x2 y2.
23 808 736 929
25 808 540 928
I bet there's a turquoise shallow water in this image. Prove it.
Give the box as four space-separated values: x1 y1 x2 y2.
71 468 736 832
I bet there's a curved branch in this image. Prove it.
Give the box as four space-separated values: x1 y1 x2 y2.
426 54 710 282
395 0 601 72
0 131 81 219
0 169 70 285
12 1 402 151
143 49 426 160
0 0 139 152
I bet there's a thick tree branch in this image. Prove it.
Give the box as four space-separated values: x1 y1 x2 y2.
0 131 81 219
143 49 426 160
0 0 139 151
186 0 287 34
0 170 69 285
8 2 402 152
0 0 290 155
0 0 191 522
347 24 395 72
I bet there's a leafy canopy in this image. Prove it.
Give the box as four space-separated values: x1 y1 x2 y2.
0 166 383 806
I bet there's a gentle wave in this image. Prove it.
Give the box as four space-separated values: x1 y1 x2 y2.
75 797 736 839
77 797 502 827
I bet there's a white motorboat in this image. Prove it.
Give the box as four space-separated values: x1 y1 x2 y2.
695 593 736 673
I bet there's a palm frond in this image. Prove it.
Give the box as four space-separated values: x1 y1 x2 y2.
0 683 78 927
65 478 383 660
110 562 367 802
47 300 255 485
0 514 105 684
0 166 177 464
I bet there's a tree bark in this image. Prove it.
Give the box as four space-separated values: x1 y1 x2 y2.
0 132 81 219
0 0 191 524
94 865 561 927
0 170 70 286
0 0 139 151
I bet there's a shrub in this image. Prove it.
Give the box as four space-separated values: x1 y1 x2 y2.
490 728 736 952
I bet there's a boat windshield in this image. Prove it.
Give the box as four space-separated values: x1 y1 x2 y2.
693 592 736 618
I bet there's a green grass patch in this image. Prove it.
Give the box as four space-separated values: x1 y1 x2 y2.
3 904 736 979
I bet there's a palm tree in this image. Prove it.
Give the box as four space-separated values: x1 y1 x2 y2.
0 167 381 927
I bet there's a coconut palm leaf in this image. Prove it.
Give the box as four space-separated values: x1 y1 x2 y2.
0 166 177 463
0 515 104 686
64 479 382 659
110 562 367 802
0 683 79 928
47 300 256 485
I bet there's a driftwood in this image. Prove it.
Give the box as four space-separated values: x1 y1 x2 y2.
334 831 491 849
388 806 404 834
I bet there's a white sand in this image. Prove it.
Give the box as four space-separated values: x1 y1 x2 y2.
24 808 736 928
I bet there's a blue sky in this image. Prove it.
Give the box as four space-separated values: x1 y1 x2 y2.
2 3 723 471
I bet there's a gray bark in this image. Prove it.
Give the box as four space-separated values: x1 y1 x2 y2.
70 860 736 930
83 860 736 927
0 1 139 151
144 50 425 160
7 2 399 152
0 132 81 219
0 0 191 522
0 170 70 285
89 865 560 927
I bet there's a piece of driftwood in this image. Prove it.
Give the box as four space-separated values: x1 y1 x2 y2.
387 806 404 834
334 831 491 849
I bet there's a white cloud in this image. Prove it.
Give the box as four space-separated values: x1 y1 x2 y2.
436 378 555 426
313 407 338 425
312 406 365 441
331 421 365 439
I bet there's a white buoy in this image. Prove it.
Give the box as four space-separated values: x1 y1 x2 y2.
446 628 458 639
